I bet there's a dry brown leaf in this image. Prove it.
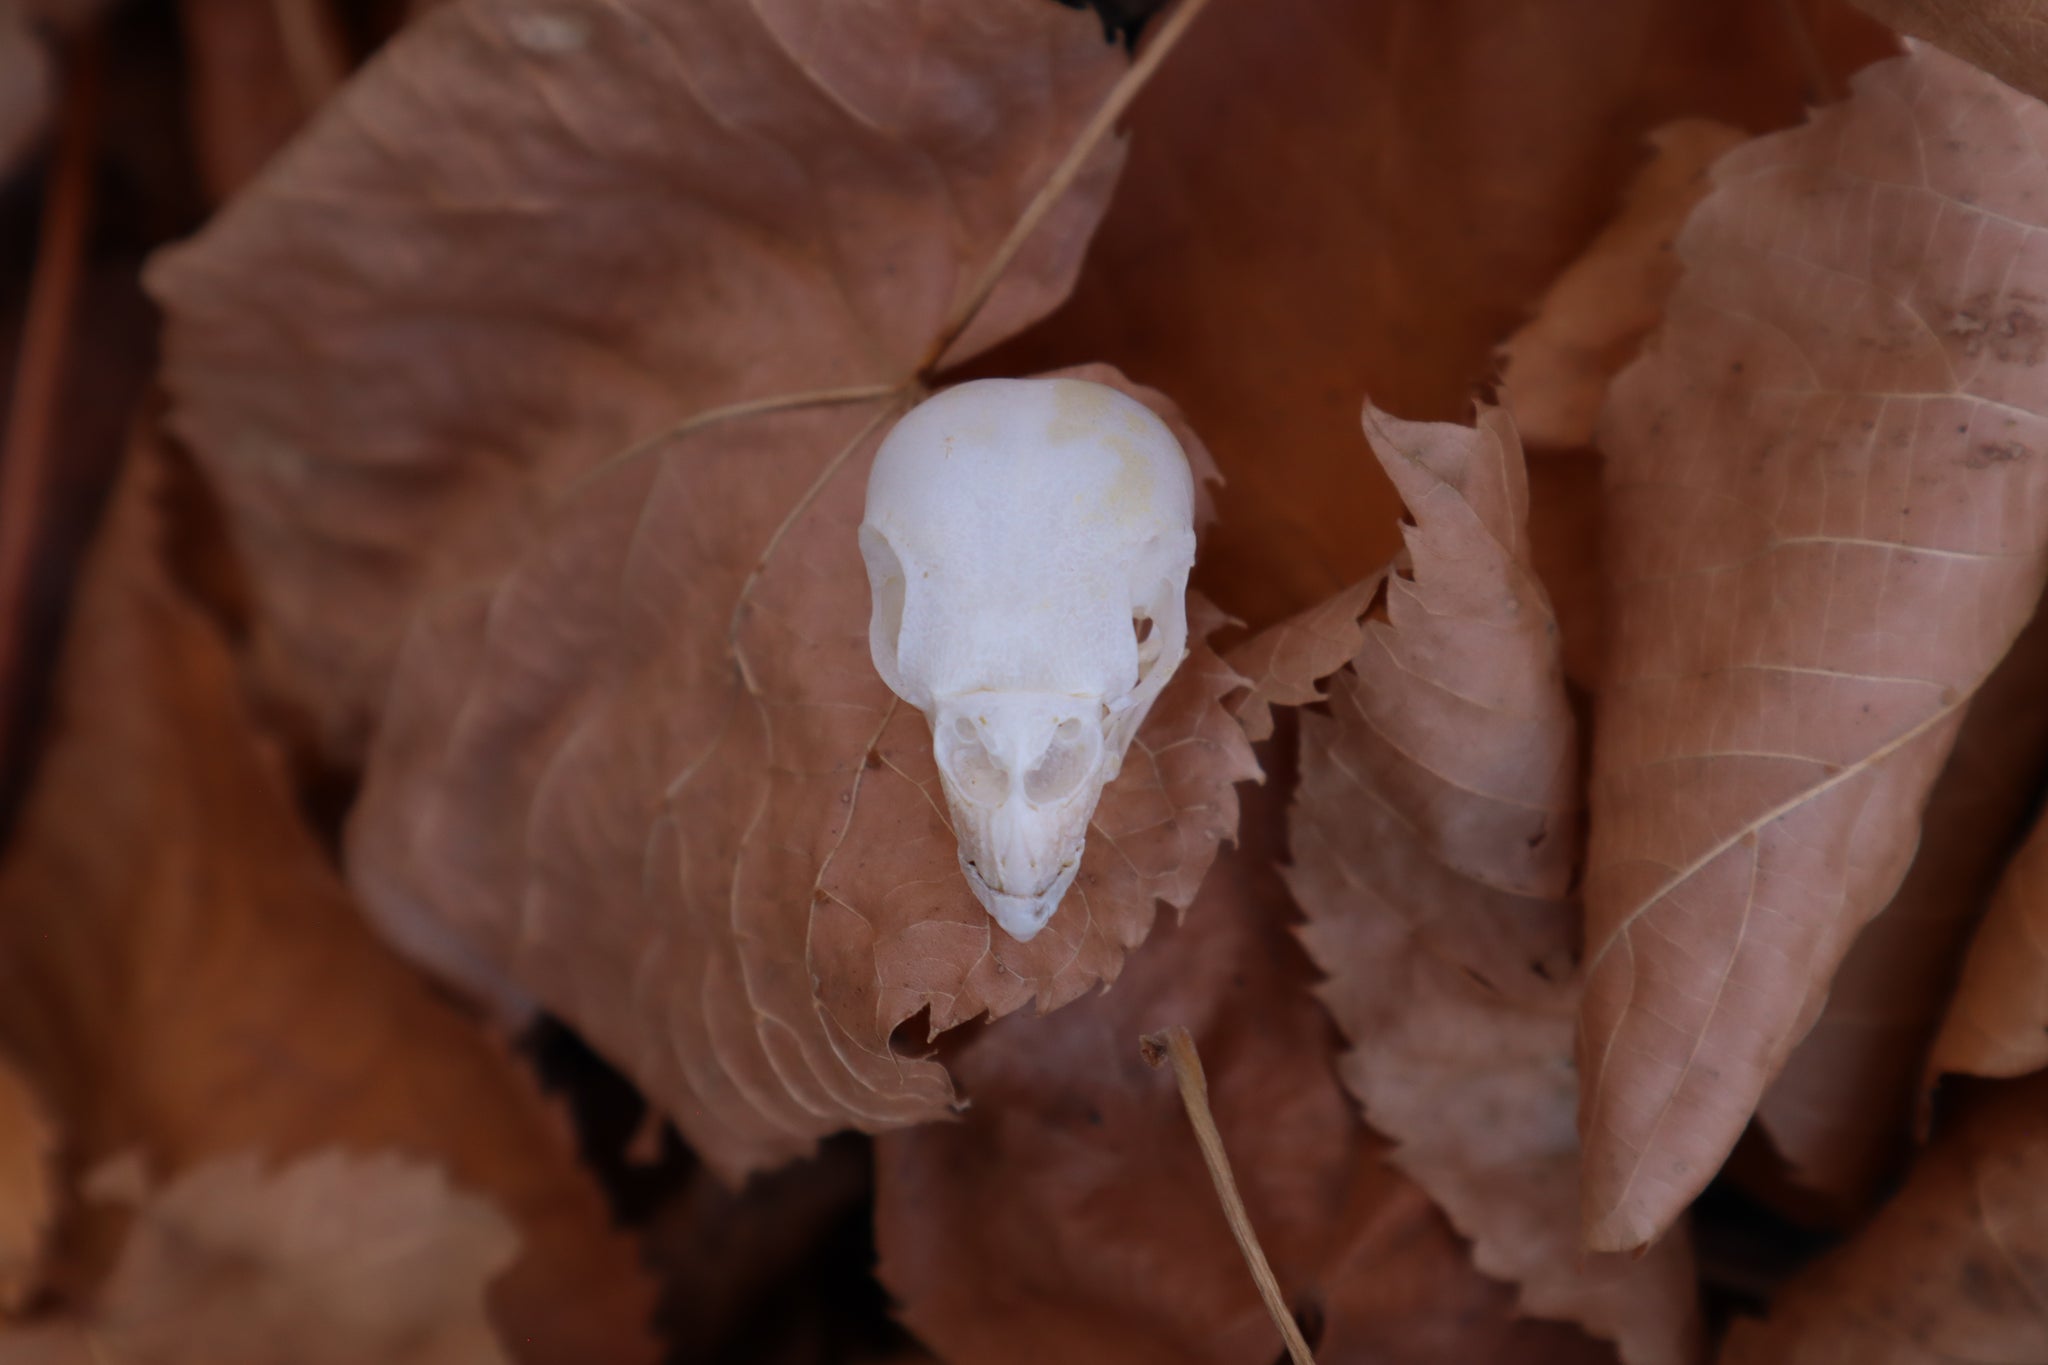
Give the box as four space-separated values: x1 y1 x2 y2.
1580 44 2048 1251
979 0 1896 630
0 434 657 1363
1757 605 2048 1205
177 0 345 202
1852 0 2048 105
1225 572 1378 743
0 1060 53 1316
1500 122 1749 693
875 771 1616 1365
9 1150 518 1365
1928 783 2048 1081
1501 121 1748 451
0 4 49 182
1525 450 1610 689
146 0 1136 763
1280 406 1698 1365
642 1138 869 1355
1720 1073 2048 1363
348 362 1258 1179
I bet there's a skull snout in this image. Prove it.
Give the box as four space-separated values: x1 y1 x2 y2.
933 695 1105 941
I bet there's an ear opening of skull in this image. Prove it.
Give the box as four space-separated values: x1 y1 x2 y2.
859 377 1197 943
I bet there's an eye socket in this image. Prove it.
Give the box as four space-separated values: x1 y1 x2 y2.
1025 717 1099 804
859 525 907 677
940 718 1008 807
1133 612 1163 674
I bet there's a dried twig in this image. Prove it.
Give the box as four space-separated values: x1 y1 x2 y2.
1141 1025 1317 1365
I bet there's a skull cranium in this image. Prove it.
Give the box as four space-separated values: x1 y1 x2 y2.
859 378 1197 942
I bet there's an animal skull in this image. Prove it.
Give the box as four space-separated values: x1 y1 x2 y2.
860 378 1197 942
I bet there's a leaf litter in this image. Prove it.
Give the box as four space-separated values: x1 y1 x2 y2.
9 1 2048 1362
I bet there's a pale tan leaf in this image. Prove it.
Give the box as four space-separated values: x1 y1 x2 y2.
1284 405 1698 1365
1581 43 2048 1250
87 1150 514 1365
1720 1074 2048 1363
1757 605 2048 1204
347 366 1258 1180
1501 120 1748 451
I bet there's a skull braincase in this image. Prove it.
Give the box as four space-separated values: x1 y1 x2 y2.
860 378 1197 942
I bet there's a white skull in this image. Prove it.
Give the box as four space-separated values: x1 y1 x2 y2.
860 378 1197 942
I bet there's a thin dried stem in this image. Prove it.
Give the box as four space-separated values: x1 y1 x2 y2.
0 33 102 780
557 382 909 503
920 0 1215 373
1141 1025 1317 1365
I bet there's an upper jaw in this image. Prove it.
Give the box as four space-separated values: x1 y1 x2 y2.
961 851 1081 942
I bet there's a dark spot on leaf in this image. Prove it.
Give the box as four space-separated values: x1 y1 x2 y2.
1459 965 1501 995
1958 1256 2005 1310
1966 441 2030 470
1947 291 2048 365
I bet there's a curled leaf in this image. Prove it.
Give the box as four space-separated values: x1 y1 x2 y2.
1580 44 2048 1250
1282 406 1699 1365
